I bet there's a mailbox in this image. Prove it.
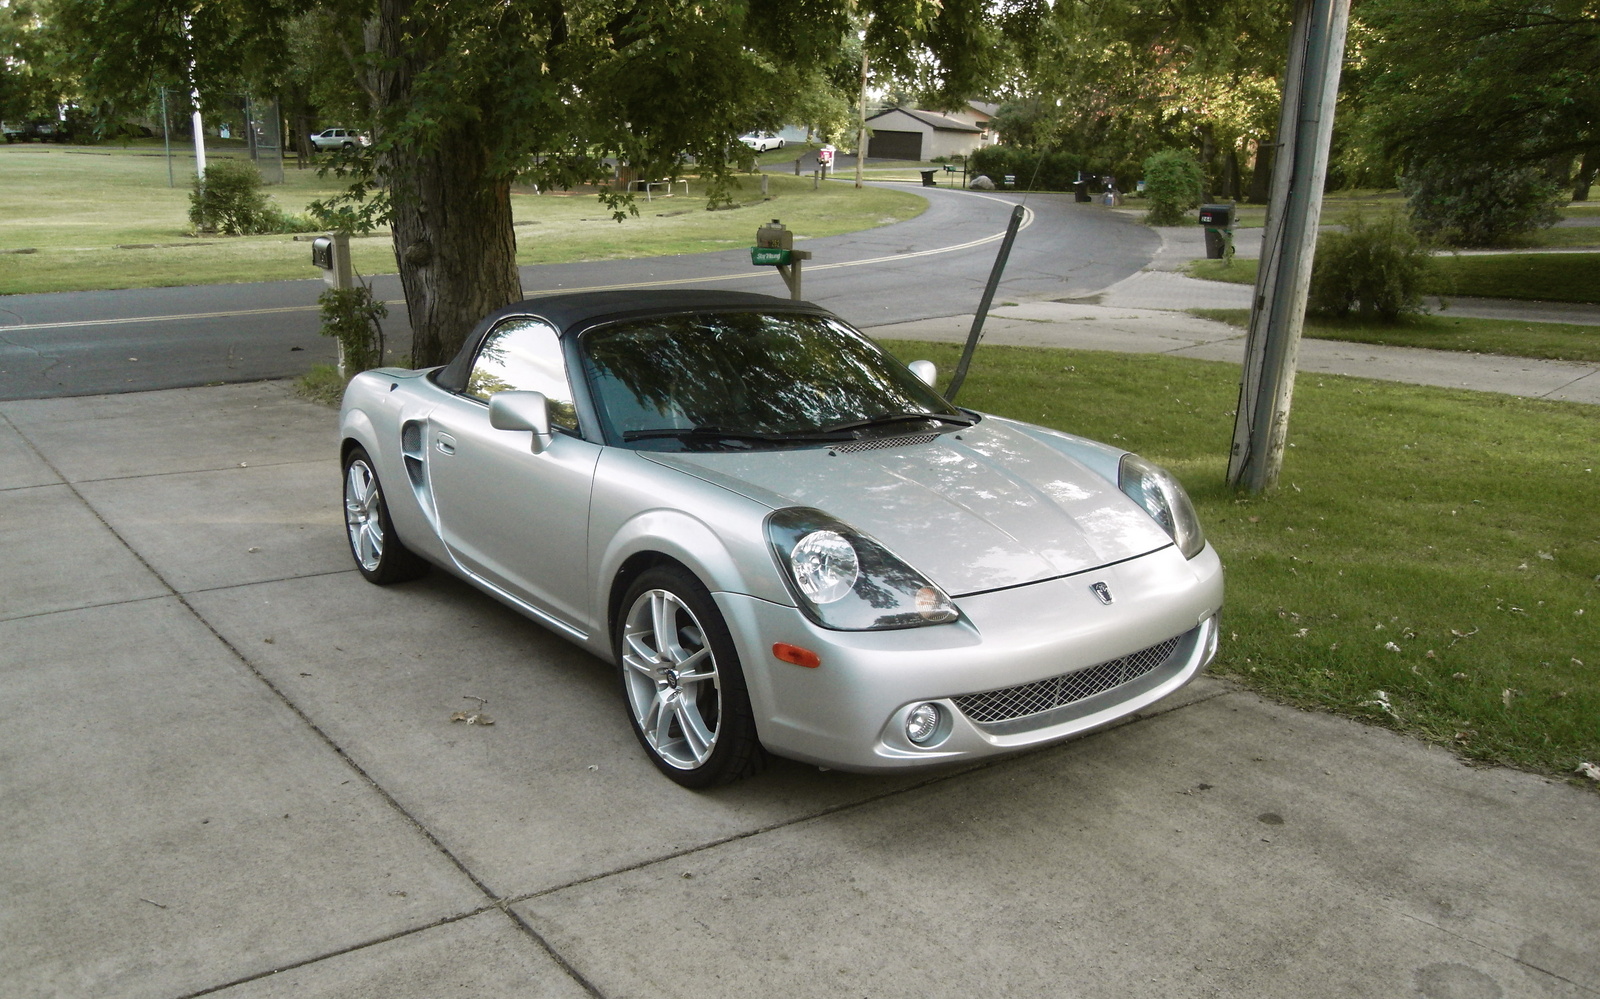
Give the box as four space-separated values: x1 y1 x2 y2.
756 219 793 250
1199 203 1235 260
1199 204 1233 228
753 219 794 265
311 231 353 289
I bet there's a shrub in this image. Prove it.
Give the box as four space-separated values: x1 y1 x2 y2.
188 159 318 235
318 283 388 375
1308 210 1433 321
1141 149 1204 226
967 147 1133 192
1402 159 1565 247
189 159 272 234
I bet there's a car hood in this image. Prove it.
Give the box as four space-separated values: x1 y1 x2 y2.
639 420 1173 595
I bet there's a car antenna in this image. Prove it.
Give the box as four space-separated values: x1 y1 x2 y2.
944 202 1025 401
945 152 1045 401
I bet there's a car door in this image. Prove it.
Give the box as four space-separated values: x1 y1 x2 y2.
425 317 601 634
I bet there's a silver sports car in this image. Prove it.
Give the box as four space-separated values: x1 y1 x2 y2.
340 290 1223 787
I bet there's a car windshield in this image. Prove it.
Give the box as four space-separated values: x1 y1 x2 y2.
580 311 966 450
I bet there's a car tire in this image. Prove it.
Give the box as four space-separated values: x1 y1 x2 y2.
615 565 766 788
341 140 355 150
343 446 428 585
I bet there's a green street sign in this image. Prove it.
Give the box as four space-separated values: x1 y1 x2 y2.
751 247 792 266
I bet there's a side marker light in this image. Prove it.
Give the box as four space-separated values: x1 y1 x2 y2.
773 643 821 668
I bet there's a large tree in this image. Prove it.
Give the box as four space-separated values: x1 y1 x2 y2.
1358 0 1600 198
52 0 1008 366
991 0 1292 198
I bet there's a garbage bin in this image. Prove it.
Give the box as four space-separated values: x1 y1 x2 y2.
920 169 938 187
1199 203 1234 259
1073 181 1091 203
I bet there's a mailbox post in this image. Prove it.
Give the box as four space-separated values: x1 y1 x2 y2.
751 219 812 300
311 231 355 376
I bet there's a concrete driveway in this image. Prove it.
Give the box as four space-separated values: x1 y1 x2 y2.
2 381 1597 999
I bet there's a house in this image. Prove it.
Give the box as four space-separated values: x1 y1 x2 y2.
863 106 992 161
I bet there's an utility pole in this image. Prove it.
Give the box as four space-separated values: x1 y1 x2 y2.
1226 0 1350 493
183 16 207 181
855 31 869 190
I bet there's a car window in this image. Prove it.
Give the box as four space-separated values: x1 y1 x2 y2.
464 318 579 431
580 311 959 449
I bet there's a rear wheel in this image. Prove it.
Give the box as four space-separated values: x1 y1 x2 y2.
343 447 428 584
616 565 765 788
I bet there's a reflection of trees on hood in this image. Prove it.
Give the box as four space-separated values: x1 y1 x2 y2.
582 313 952 435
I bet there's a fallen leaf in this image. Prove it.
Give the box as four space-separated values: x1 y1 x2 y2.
1359 690 1400 719
1501 688 1518 707
1385 641 1402 652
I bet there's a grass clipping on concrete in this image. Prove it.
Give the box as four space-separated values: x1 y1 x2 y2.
881 338 1599 780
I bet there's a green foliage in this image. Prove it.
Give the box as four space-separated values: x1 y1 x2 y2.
318 283 388 376
1308 211 1432 321
1142 149 1204 226
968 146 1133 192
1402 160 1566 248
188 159 315 235
1362 0 1599 170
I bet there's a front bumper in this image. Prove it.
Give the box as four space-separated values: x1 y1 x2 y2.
715 542 1224 772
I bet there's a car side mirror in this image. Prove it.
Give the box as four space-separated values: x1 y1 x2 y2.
488 391 554 454
908 360 938 388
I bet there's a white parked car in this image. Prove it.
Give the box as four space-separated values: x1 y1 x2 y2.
309 127 368 151
739 132 786 152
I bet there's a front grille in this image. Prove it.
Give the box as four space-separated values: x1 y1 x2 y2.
953 636 1182 724
832 433 938 454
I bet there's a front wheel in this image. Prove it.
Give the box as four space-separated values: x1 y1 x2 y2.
616 566 765 788
343 447 428 584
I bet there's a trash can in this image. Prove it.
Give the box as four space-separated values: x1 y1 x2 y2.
1073 181 1091 203
1199 203 1234 259
920 169 938 187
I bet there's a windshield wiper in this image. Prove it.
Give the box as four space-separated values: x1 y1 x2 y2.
623 425 844 444
817 411 977 435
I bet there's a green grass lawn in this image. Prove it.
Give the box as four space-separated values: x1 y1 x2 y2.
879 339 1600 781
1190 252 1600 305
1191 309 1600 364
0 145 926 294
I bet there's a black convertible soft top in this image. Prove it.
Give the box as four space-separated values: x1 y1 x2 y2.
433 289 831 395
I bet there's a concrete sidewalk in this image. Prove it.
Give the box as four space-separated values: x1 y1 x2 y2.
3 384 1598 997
870 223 1600 405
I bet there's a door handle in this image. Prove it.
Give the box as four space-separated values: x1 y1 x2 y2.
435 433 456 455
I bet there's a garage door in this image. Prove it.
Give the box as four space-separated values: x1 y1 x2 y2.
868 130 923 161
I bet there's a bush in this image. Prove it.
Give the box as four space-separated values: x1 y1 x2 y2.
967 147 1134 193
318 283 388 375
1308 210 1433 321
1141 149 1204 226
1402 159 1565 247
188 159 317 235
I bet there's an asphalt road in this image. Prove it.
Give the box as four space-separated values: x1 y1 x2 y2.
0 186 1155 400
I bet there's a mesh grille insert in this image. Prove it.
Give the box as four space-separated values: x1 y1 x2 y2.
832 433 938 453
953 636 1183 724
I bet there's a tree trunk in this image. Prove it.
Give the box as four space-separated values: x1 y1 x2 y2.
1248 140 1273 203
373 0 523 368
386 139 523 367
1574 148 1599 203
1222 146 1241 200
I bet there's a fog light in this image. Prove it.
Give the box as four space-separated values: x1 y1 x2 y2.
905 703 942 745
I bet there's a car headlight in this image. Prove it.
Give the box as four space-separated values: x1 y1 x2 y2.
1118 453 1206 559
767 508 959 631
